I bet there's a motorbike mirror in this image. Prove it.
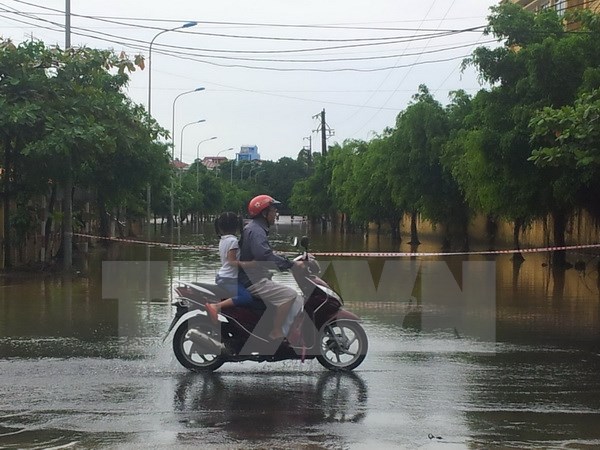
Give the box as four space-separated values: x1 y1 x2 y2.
291 237 299 247
300 236 309 250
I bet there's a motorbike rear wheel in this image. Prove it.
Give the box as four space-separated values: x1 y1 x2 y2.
172 320 225 372
317 320 368 371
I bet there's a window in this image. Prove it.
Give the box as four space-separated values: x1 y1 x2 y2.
538 1 551 11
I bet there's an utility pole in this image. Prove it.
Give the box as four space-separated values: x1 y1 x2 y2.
63 0 73 270
303 136 312 166
65 0 70 47
312 108 334 156
320 109 326 156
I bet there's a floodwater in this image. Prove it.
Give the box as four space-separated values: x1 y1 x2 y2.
1 217 599 449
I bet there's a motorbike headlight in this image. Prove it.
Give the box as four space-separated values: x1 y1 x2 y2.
318 285 343 304
307 260 321 275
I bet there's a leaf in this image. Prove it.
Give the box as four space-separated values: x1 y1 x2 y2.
135 54 145 71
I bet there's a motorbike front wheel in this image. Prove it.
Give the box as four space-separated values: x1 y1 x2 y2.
172 320 225 372
317 320 368 371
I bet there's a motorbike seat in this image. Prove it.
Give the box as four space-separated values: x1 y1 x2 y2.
190 282 266 310
191 282 231 298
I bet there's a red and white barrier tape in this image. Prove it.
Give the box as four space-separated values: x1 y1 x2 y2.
73 232 216 251
73 233 600 258
311 243 600 258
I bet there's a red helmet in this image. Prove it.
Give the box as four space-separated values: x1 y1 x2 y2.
248 194 281 217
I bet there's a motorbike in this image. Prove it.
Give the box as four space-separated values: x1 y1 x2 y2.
166 237 368 372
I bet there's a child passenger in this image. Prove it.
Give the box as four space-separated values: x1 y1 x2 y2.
205 212 253 323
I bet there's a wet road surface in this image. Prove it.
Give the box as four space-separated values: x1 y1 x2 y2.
2 314 600 449
2 226 600 449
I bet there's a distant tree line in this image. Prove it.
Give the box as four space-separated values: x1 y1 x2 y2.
290 4 600 266
0 40 171 269
0 37 311 269
2 4 599 269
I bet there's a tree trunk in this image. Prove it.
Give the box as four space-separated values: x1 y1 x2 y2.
2 137 11 269
512 217 525 262
43 184 57 263
460 217 470 252
320 214 327 232
329 212 336 231
98 193 110 238
441 222 451 252
513 218 523 249
552 209 568 268
389 217 401 241
345 214 352 234
485 214 498 250
409 210 420 245
62 171 73 271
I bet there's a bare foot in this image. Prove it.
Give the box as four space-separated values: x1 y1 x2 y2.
268 332 285 341
205 303 218 323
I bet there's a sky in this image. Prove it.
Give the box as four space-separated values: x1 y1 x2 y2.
0 0 500 163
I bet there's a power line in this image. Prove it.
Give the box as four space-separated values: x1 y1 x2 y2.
0 6 492 72
8 0 490 32
0 6 487 56
0 10 478 74
6 0 487 46
148 44 472 73
151 39 494 64
3 6 486 42
344 0 443 134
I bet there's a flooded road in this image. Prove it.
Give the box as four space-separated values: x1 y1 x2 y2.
1 219 600 448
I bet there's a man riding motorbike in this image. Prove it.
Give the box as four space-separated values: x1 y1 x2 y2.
238 195 304 342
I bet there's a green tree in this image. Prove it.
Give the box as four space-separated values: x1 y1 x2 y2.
289 153 334 225
459 4 600 260
0 38 170 267
443 88 545 251
256 157 310 212
529 87 600 227
388 85 464 247
530 88 600 171
0 40 50 267
329 141 360 231
354 135 402 237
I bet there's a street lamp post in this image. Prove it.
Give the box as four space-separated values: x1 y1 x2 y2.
148 21 198 116
214 147 233 178
230 151 239 184
217 147 234 158
196 136 218 191
174 119 205 228
147 20 197 234
172 88 205 160
180 119 206 163
249 164 257 180
169 87 204 231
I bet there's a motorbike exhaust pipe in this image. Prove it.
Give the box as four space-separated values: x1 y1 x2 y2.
185 329 227 355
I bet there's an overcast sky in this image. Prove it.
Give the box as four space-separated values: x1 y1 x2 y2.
0 0 500 162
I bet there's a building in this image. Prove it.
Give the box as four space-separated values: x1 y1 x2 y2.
237 145 260 162
510 0 600 15
201 156 228 171
172 158 189 171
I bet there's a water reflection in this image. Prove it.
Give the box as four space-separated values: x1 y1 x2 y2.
1 220 600 447
463 348 600 448
173 370 368 441
1 221 598 352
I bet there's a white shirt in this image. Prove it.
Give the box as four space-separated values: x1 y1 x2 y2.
217 234 240 279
